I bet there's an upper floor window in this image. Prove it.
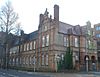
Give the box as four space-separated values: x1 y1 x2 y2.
96 26 100 30
44 25 47 31
46 34 49 46
33 41 36 49
30 42 32 50
64 37 67 46
42 36 45 47
24 44 26 51
67 38 69 47
20 45 23 51
27 43 29 51
75 37 78 47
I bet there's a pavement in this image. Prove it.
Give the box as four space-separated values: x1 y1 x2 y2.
19 70 100 77
1 69 100 77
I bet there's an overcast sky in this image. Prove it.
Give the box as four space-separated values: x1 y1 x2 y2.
1 0 100 33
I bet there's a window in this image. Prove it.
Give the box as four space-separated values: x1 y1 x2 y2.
44 25 47 31
88 30 91 35
24 44 26 51
13 58 15 65
33 56 36 65
42 54 44 65
25 57 28 64
16 58 18 65
23 57 25 64
30 42 32 50
20 45 23 51
33 41 36 49
64 37 67 46
46 54 48 65
61 54 64 60
29 57 32 64
46 34 49 46
96 26 100 30
38 54 41 65
9 59 11 65
42 36 45 47
75 37 78 47
96 34 100 38
20 58 21 64
67 38 69 47
88 40 91 46
27 43 29 51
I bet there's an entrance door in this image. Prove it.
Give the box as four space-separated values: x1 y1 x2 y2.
91 56 96 71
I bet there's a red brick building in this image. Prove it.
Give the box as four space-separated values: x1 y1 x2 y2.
8 5 97 71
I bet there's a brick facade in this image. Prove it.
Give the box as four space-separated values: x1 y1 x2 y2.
8 5 97 72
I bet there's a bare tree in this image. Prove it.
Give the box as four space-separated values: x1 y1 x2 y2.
0 1 21 34
14 23 22 36
0 1 22 69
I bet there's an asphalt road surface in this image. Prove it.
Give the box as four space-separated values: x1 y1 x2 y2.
0 69 51 77
0 69 100 77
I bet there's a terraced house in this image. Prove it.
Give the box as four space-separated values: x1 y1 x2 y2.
9 5 97 71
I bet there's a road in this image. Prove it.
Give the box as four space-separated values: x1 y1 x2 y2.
0 69 100 77
0 69 50 77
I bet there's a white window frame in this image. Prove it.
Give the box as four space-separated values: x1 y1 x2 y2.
42 36 45 47
64 36 67 46
75 37 78 47
30 42 32 50
67 38 69 47
26 57 28 64
46 34 49 46
27 43 29 51
42 54 44 65
44 25 47 31
46 54 48 65
33 56 36 65
33 41 36 49
24 44 26 51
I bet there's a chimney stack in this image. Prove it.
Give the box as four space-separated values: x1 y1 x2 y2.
54 4 59 22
